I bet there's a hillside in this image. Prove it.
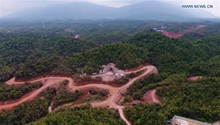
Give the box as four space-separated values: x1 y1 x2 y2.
0 32 96 81
0 21 220 125
28 105 126 125
180 23 220 40
124 31 220 75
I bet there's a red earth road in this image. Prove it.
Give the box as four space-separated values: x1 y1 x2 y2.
2 65 159 125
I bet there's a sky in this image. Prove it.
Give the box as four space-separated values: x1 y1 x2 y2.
0 0 220 18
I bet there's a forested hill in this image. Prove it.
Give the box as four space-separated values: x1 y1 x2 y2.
0 32 96 82
1 26 220 124
180 23 220 41
15 43 149 78
13 31 220 80
124 31 220 75
1 29 220 81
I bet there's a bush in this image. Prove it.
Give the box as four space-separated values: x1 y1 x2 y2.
113 76 129 84
88 88 97 95
55 89 83 106
98 89 108 96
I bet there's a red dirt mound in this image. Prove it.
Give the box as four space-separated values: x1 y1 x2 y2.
142 89 161 104
131 100 143 105
187 76 202 81
162 31 183 38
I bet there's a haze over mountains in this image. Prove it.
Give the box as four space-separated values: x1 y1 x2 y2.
2 1 217 21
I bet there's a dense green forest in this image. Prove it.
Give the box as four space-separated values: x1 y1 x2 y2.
0 88 55 125
0 20 152 45
124 75 220 124
124 31 220 75
0 82 42 101
0 81 85 125
1 20 219 80
0 20 220 124
4 28 220 80
0 32 96 81
28 105 126 125
54 81 83 106
67 43 148 74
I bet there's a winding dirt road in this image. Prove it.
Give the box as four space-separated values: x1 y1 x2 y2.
2 65 158 125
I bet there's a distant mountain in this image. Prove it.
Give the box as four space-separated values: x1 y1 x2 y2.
2 1 217 21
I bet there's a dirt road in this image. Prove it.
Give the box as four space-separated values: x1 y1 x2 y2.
2 65 158 125
1 78 62 111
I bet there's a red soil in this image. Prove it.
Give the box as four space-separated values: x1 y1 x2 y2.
142 89 161 104
187 76 202 81
131 100 143 105
14 73 71 82
162 24 206 38
162 31 183 38
125 63 150 72
196 25 206 29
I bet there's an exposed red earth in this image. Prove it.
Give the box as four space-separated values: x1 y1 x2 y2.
162 31 183 38
1 65 159 125
187 76 202 81
162 25 206 38
142 89 161 104
124 63 150 72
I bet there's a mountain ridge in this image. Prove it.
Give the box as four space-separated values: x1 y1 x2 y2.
2 1 217 21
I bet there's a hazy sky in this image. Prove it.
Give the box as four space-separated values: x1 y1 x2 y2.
0 0 220 17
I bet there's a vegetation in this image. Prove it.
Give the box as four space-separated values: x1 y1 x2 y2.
125 31 220 75
80 88 109 103
0 88 55 125
0 32 96 81
54 89 83 106
0 82 42 101
163 22 202 33
52 80 84 106
124 76 220 124
0 20 220 124
2 21 219 80
126 69 145 79
180 23 220 40
68 43 148 74
112 76 129 84
74 75 102 83
28 105 126 125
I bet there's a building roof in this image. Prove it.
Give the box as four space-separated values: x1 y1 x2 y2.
107 63 116 67
172 115 211 125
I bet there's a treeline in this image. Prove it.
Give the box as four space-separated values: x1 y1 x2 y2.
28 105 126 125
1 20 153 45
124 75 220 124
0 82 42 101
